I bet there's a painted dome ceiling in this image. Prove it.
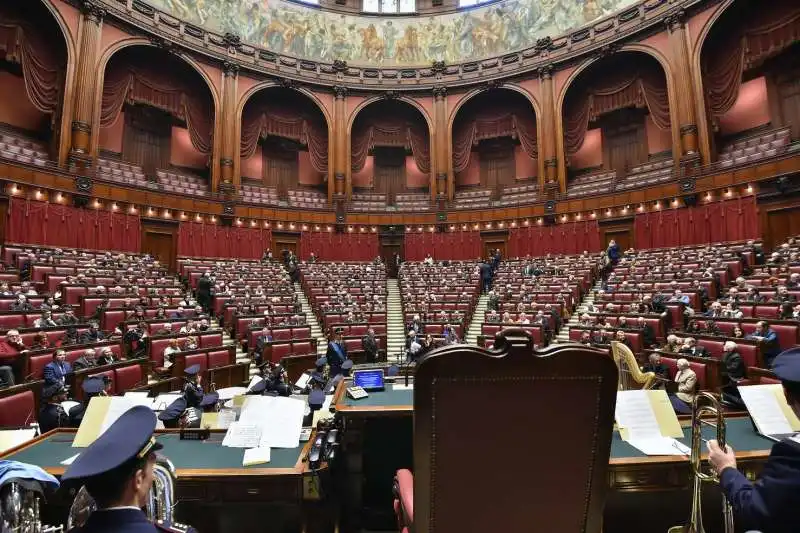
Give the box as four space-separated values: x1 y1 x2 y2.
152 0 638 66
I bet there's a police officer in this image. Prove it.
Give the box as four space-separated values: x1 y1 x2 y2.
182 364 219 410
38 383 70 433
69 377 108 427
264 362 291 397
707 347 800 533
62 406 195 532
326 329 347 377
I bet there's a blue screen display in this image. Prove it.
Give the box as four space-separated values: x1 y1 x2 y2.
353 369 385 391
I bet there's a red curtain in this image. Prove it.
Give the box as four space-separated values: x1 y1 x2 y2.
634 197 759 249
452 113 537 173
7 198 141 252
403 231 482 261
299 232 379 262
177 222 272 259
507 221 601 258
351 121 430 175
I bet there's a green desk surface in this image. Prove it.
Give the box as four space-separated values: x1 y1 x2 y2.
340 383 413 407
4 432 307 473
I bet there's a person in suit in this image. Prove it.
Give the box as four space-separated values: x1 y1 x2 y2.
636 317 656 348
720 340 747 406
253 326 273 367
68 376 109 427
38 383 70 434
62 405 196 532
196 272 213 313
43 349 72 387
705 301 724 318
362 328 379 363
182 364 219 410
746 321 781 366
606 240 620 265
669 358 697 414
707 348 800 533
642 353 671 388
407 315 424 336
680 337 710 358
326 329 347 376
33 310 58 328
79 322 106 344
57 306 80 326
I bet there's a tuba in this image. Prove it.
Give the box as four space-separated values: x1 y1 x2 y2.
0 479 63 532
668 391 735 533
67 455 191 532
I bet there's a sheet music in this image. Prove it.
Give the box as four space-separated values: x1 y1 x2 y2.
615 390 661 439
239 396 305 448
123 392 155 409
100 397 135 433
217 409 237 430
221 422 262 448
626 436 690 456
739 385 793 436
215 387 247 401
242 447 271 466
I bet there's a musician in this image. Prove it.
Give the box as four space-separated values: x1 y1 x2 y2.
642 353 671 387
62 405 195 532
69 377 108 427
182 364 219 410
708 348 800 533
38 383 70 433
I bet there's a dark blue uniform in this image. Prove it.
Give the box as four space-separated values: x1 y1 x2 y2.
326 341 346 376
68 508 158 533
720 437 800 533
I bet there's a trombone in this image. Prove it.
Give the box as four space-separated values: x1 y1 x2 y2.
668 391 735 533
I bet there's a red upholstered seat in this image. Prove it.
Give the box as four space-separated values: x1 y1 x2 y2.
426 324 443 335
272 328 292 341
737 343 760 368
149 339 171 365
199 333 223 348
29 354 52 379
771 324 799 350
45 330 65 345
102 310 126 331
350 325 367 336
20 333 39 346
207 350 230 368
270 343 291 363
373 324 386 335
697 339 725 358
754 305 780 319
114 364 143 392
344 338 361 352
293 342 312 355
82 298 103 319
482 324 500 336
368 314 384 324
662 357 707 390
184 353 208 373
293 326 311 339
0 390 35 427
65 348 89 365
0 314 24 329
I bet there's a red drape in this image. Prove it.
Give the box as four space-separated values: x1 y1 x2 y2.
177 222 272 259
299 232 379 262
7 198 141 252
634 197 759 249
403 231 482 261
240 109 328 173
452 113 537 173
507 221 602 257
351 120 430 175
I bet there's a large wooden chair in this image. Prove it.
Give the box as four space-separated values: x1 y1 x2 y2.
611 340 655 390
393 329 618 533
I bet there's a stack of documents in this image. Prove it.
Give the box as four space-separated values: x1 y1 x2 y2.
739 384 800 439
615 390 688 456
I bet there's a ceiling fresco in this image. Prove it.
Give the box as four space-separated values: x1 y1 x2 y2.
153 0 638 65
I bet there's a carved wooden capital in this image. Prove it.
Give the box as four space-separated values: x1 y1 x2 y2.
333 86 348 99
222 61 239 77
664 9 686 33
433 86 447 99
383 90 399 100
537 64 554 80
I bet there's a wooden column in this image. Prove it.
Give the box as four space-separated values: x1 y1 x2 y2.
666 9 700 162
433 86 448 201
69 1 105 165
333 85 348 200
218 61 239 194
538 65 561 192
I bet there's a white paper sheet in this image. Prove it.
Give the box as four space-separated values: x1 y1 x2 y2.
242 447 271 466
392 384 414 391
217 409 237 430
246 376 264 392
626 436 690 456
615 390 661 439
61 401 80 413
99 397 135 433
123 392 155 409
239 396 305 448
221 422 262 448
60 453 80 466
739 385 793 436
0 429 37 454
153 393 182 411
295 373 311 389
215 387 247 401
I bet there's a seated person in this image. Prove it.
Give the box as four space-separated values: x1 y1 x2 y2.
182 364 219 409
680 337 710 358
9 294 34 311
38 383 70 434
57 306 80 326
720 340 746 407
73 348 99 370
33 310 58 328
30 331 50 351
97 346 116 365
614 330 633 351
669 358 697 414
162 338 181 369
43 349 72 386
746 321 780 366
79 322 106 343
642 353 671 388
637 317 656 347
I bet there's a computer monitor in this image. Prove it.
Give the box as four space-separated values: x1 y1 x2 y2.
353 369 385 391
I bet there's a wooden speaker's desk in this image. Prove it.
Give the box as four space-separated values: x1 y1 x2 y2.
332 380 772 532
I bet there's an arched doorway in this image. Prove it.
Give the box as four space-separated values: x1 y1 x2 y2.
450 88 538 205
561 51 672 195
96 45 215 195
0 0 69 163
239 87 329 207
349 99 431 211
